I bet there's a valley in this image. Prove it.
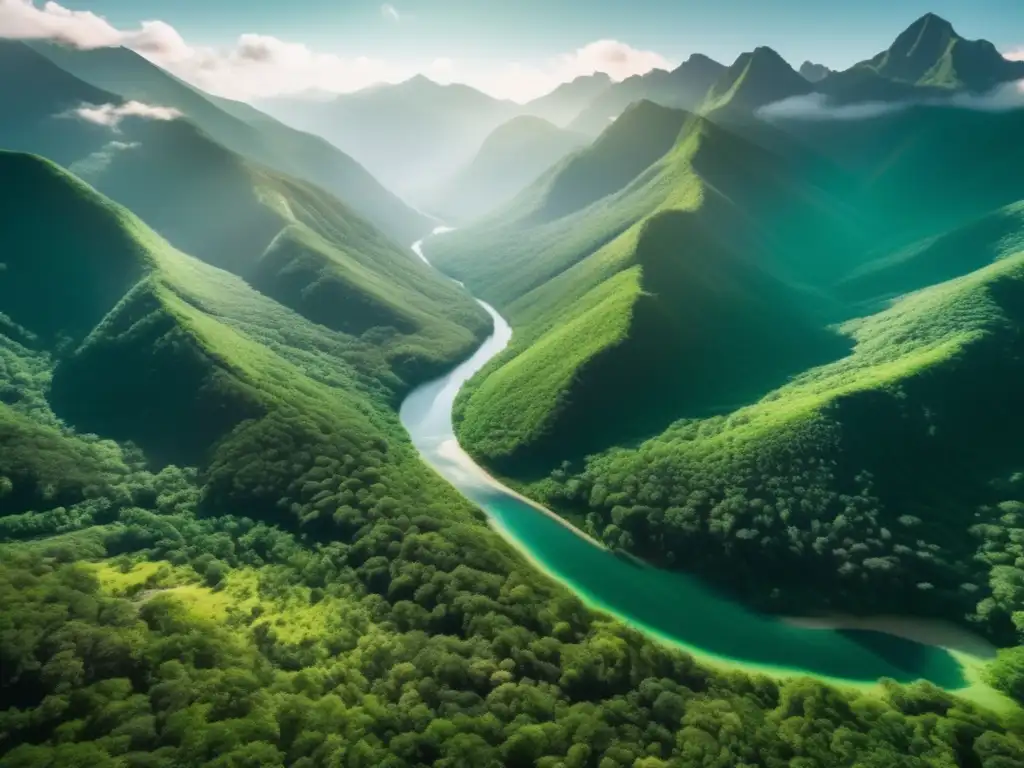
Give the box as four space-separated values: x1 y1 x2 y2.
3 5 1024 766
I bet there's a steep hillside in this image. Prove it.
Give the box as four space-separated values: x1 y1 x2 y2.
440 115 862 469
432 103 860 307
0 40 115 165
1 149 487 400
31 42 431 243
0 45 489 374
261 75 521 196
838 201 1024 305
704 47 814 113
774 103 1024 245
425 116 589 223
542 246 1024 635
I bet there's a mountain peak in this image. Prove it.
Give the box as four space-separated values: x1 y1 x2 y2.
859 11 1023 90
404 73 438 87
892 12 959 54
706 46 812 112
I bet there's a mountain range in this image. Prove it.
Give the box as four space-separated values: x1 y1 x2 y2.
427 12 1024 664
422 115 589 223
10 39 432 245
4 10 1024 766
258 12 1023 219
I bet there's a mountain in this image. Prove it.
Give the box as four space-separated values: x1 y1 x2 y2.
0 157 1019 768
424 115 589 223
522 72 613 126
433 86 1024 649
259 75 522 197
29 42 430 244
0 40 116 165
487 100 694 238
772 102 1024 246
82 119 490 382
0 149 487 468
703 46 814 113
799 61 833 82
430 108 862 467
854 12 1024 91
567 55 725 134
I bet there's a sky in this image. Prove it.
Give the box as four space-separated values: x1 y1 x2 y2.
1 0 1023 102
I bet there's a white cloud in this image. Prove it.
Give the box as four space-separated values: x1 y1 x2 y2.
557 40 670 82
758 80 1024 122
447 41 670 103
68 139 140 177
0 0 187 55
71 100 182 128
0 1 668 102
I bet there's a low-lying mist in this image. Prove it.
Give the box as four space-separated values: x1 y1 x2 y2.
757 79 1024 121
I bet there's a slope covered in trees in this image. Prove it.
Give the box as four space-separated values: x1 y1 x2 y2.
5 151 1022 767
25 41 431 244
427 42 1024 676
1 152 1023 768
432 108 863 471
0 45 491 381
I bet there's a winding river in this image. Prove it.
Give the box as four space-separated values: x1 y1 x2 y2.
400 228 978 691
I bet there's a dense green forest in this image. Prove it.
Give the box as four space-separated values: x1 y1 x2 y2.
6 152 1023 765
6 9 1024 766
422 13 1024 739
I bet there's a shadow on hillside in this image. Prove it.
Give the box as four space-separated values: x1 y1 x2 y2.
501 205 855 479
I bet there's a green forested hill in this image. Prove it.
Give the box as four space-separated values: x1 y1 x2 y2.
6 157 1020 768
66 117 491 382
25 41 432 244
436 110 862 470
0 40 487 378
430 62 1024 682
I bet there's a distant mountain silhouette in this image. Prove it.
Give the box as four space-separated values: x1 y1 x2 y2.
523 73 613 126
799 61 833 82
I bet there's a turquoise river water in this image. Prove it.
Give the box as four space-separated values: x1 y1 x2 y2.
399 229 971 690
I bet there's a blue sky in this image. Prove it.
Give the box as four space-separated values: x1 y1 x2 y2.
9 1 1024 100
53 0 1024 62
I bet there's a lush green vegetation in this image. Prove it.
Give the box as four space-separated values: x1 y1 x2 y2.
426 23 1024 715
30 41 431 244
6 150 1022 766
7 11 1024 764
438 110 861 468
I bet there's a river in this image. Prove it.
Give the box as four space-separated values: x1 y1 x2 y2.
400 227 981 691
